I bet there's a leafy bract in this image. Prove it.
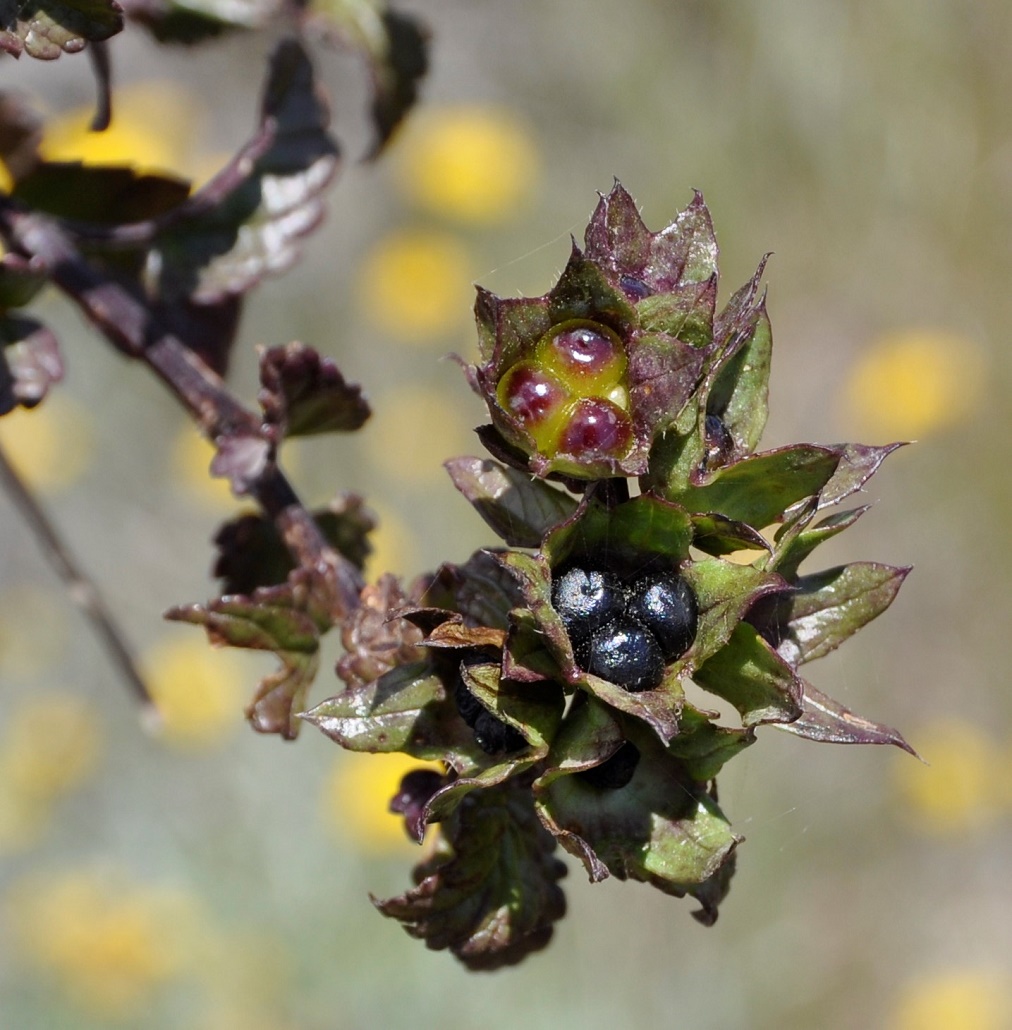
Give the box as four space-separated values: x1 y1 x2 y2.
0 0 123 59
374 782 567 971
166 570 332 739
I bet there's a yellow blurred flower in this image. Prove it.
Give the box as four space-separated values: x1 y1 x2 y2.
892 719 1002 834
0 393 95 493
840 329 986 439
321 750 441 853
0 161 12 193
357 228 474 342
362 499 416 580
364 383 476 486
394 105 540 223
143 635 246 747
170 427 238 511
5 869 202 1020
40 80 203 180
890 969 1012 1030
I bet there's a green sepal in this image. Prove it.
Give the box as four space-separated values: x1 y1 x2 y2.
373 781 567 971
818 442 907 509
772 504 871 580
535 721 739 923
691 621 803 727
690 512 772 558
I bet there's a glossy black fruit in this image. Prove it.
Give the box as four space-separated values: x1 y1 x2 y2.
578 741 641 790
452 674 526 755
551 565 626 645
625 571 698 661
584 616 666 692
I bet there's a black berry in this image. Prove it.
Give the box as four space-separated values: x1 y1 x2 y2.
625 571 698 661
551 565 627 646
578 741 641 790
452 674 526 755
584 616 666 692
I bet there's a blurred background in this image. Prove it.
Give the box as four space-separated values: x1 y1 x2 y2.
1 1 1011 1027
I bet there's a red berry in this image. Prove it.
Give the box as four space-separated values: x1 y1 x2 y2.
536 319 627 395
557 397 633 459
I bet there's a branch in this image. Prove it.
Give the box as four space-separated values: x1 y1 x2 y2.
0 197 362 619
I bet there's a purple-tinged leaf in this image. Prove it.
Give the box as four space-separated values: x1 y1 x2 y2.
777 679 917 755
390 768 445 843
374 782 567 971
0 313 62 413
210 432 271 497
445 456 578 548
149 38 339 304
818 442 907 509
166 571 332 739
259 341 369 439
692 621 803 727
0 0 122 59
419 549 522 631
767 562 911 666
626 328 706 437
674 444 842 529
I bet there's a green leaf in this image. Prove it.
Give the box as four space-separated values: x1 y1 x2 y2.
0 312 61 413
258 341 369 438
149 38 339 303
301 661 472 758
444 456 578 548
1 0 122 59
692 621 803 726
0 253 47 311
672 444 842 528
777 679 917 755
770 561 911 665
374 782 567 971
166 573 330 739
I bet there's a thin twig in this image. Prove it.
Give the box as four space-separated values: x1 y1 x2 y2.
0 441 159 721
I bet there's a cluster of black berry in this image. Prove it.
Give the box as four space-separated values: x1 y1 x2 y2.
551 561 698 693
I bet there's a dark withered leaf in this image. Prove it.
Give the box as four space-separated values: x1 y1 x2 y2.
0 312 62 414
0 0 122 59
373 782 567 971
13 162 190 223
336 573 425 690
166 569 332 739
444 456 578 548
214 493 374 595
420 549 522 631
149 38 339 303
364 9 429 157
259 341 369 439
777 679 917 755
390 768 446 843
